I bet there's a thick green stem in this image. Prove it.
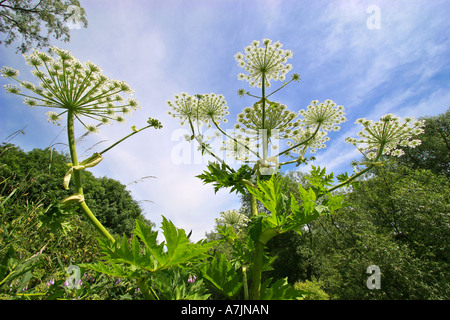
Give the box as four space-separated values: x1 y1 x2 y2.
67 110 114 241
249 241 264 300
136 278 156 300
249 193 263 300
242 266 249 300
261 76 268 162
250 193 258 217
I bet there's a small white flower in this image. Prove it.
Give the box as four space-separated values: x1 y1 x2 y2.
1 66 20 78
23 98 38 107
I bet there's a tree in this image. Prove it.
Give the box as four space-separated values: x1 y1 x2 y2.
0 0 87 53
312 166 449 299
0 143 153 237
393 109 449 176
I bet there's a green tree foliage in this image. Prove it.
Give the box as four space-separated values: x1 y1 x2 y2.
0 143 152 237
0 179 143 299
0 0 88 53
393 109 449 176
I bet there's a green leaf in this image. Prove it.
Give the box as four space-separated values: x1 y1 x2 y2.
197 163 254 194
200 253 243 299
80 261 141 279
260 277 305 300
0 246 42 289
306 165 334 196
159 216 212 268
84 216 214 279
246 175 287 226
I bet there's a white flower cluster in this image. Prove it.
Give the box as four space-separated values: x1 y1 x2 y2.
286 128 330 155
235 39 293 88
167 93 199 126
1 47 139 133
299 100 347 131
345 114 425 160
220 131 262 162
284 100 346 155
215 210 249 229
234 100 300 138
167 93 229 127
227 100 300 161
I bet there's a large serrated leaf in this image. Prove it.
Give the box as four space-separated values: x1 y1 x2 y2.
80 261 141 279
86 216 214 279
260 277 305 300
160 216 212 268
200 253 243 299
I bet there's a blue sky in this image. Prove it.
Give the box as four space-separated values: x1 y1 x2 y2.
1 0 449 241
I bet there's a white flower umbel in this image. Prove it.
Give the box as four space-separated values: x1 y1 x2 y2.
167 93 202 126
286 128 329 156
198 93 230 127
277 99 346 159
345 114 425 161
235 101 300 139
215 209 250 230
235 39 293 88
299 100 347 132
1 47 139 133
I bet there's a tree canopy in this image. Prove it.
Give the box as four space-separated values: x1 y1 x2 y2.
0 143 153 236
0 0 87 53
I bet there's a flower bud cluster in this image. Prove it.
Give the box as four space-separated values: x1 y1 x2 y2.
235 39 293 88
1 47 139 132
345 114 425 160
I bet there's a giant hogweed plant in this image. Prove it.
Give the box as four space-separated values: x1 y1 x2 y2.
1 48 218 300
1 47 162 242
167 39 425 299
